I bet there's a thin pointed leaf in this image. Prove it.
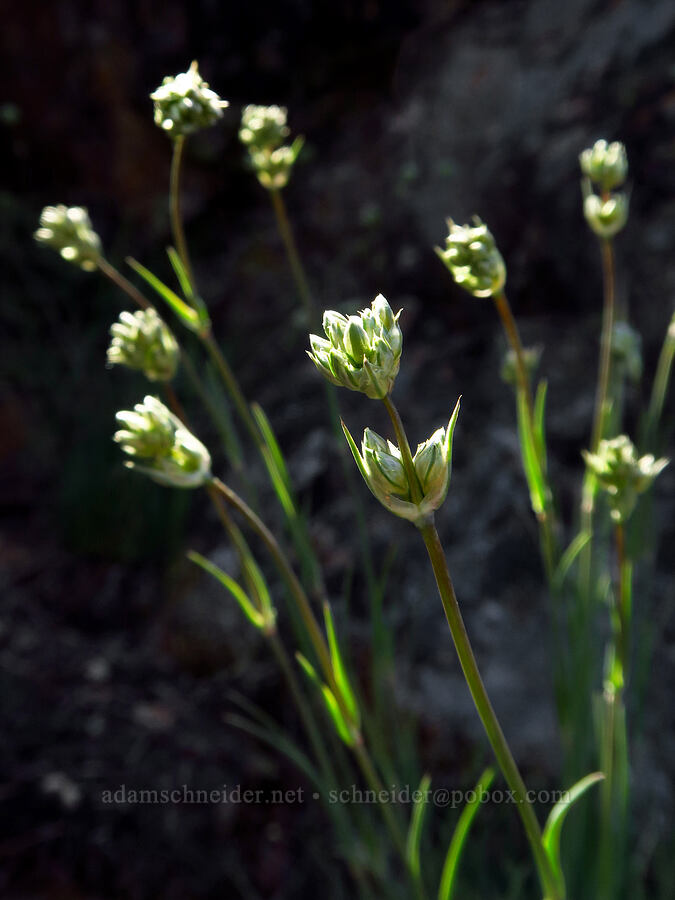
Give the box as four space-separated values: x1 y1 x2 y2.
126 256 200 331
542 771 604 894
251 403 295 500
438 768 495 900
533 380 549 472
406 773 432 882
167 246 194 300
226 713 320 786
187 550 265 630
323 603 360 726
553 531 591 592
297 653 356 747
516 388 547 515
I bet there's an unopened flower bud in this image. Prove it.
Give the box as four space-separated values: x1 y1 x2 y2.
114 395 211 489
583 192 629 238
240 105 303 189
239 105 290 151
343 399 461 525
582 435 668 523
107 309 179 382
308 294 402 399
34 205 101 271
151 61 228 138
580 140 628 192
437 218 506 298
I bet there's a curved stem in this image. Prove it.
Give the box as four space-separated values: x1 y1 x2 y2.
170 135 195 288
210 478 334 685
209 475 417 886
269 187 315 327
418 520 561 900
493 290 534 421
96 256 151 309
202 331 262 449
381 397 559 898
492 292 557 580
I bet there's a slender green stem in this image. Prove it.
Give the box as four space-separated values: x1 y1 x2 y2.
646 312 675 445
269 187 315 327
492 291 557 581
210 477 336 689
493 290 534 421
418 520 561 900
209 475 420 890
381 397 559 899
579 237 617 599
591 239 616 453
202 331 262 448
598 522 631 900
169 135 195 288
96 256 152 309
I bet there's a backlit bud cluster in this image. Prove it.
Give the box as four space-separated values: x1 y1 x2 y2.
437 218 506 298
114 396 211 489
308 294 402 399
582 435 668 523
151 61 228 138
34 205 101 271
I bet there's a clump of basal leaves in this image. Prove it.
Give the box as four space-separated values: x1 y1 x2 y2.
35 55 673 900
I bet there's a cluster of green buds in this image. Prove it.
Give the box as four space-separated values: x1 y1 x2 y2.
151 61 228 138
239 104 304 189
610 322 642 383
107 309 180 382
343 400 461 525
307 294 402 399
580 139 629 238
436 218 506 298
501 344 542 388
34 205 102 271
582 435 668 523
114 395 211 489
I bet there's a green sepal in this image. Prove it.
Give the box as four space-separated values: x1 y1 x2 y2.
542 771 605 897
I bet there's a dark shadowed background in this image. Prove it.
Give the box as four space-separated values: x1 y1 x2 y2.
2 1 674 897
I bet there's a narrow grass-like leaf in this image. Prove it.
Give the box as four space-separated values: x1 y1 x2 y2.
324 602 360 726
227 712 320 786
406 773 431 882
516 388 547 515
542 771 604 895
438 767 495 900
126 256 200 331
167 245 194 300
553 531 591 592
188 550 265 630
297 653 356 746
533 379 549 472
252 403 295 500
